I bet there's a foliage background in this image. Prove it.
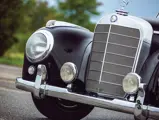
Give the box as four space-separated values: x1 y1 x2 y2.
0 0 101 66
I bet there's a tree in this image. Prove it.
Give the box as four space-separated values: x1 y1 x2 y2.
0 0 101 55
15 0 61 52
31 1 59 31
57 0 101 31
0 0 23 56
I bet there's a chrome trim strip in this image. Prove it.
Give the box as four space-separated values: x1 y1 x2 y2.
154 31 159 34
106 52 135 59
16 77 159 119
105 61 132 68
90 59 134 68
110 32 139 39
26 30 54 63
94 41 138 49
46 20 89 31
99 25 112 84
89 69 126 77
100 80 122 86
108 42 138 49
131 31 142 72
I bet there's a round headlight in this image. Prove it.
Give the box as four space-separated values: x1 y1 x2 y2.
122 73 140 94
60 62 77 83
26 30 54 63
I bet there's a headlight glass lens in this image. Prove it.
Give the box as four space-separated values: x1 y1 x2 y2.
26 33 47 59
26 30 53 62
60 62 77 83
122 73 140 94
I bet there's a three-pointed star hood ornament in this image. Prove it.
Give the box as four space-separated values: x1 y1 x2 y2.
116 0 130 16
120 0 130 10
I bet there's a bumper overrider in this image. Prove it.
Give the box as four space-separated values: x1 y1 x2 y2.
16 65 159 120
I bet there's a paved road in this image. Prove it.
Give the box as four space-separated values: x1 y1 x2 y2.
0 64 134 120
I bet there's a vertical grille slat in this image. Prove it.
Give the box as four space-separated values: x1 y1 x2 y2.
86 24 140 97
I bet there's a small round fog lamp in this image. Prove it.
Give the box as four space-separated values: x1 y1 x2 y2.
122 73 140 94
60 62 77 83
28 66 35 75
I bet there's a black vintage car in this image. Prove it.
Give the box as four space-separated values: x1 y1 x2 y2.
16 11 159 120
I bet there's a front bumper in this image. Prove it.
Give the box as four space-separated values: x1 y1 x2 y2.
16 65 159 120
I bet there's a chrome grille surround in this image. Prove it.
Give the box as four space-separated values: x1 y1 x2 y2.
86 13 153 98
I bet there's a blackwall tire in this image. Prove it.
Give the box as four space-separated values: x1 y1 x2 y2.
32 94 94 120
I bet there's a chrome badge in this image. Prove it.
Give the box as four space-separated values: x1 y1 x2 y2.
110 15 118 22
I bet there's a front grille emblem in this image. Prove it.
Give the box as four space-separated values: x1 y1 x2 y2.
110 15 118 22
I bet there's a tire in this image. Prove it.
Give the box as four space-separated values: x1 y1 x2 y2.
32 94 94 120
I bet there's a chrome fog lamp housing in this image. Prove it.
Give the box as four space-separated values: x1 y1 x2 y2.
60 62 78 83
122 73 141 94
26 30 54 63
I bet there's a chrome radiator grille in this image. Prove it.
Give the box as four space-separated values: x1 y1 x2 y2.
86 24 140 97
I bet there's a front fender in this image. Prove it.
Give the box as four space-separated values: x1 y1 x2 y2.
139 50 159 106
22 26 93 86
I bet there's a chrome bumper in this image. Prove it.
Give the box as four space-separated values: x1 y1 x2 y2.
16 65 159 120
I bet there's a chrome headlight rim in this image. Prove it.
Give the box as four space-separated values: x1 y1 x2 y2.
60 62 78 84
122 72 141 94
26 30 54 63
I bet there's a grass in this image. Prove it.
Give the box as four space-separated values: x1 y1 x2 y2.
0 32 29 67
0 53 24 67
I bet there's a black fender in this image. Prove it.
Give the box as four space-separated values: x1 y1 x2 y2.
139 50 159 106
140 50 159 84
22 26 93 87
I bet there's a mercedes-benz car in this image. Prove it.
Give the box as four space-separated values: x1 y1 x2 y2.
16 11 159 120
